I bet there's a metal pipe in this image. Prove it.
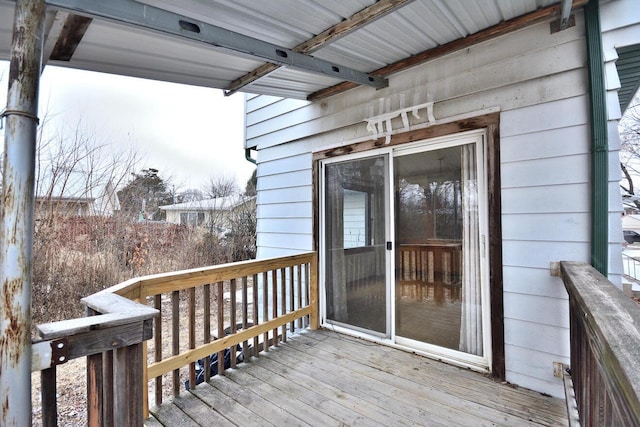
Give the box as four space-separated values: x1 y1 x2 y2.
245 147 257 165
584 0 609 277
0 0 46 425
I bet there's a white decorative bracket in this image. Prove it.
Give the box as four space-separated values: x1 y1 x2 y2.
364 101 435 144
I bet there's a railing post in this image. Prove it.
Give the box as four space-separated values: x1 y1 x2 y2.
310 253 319 330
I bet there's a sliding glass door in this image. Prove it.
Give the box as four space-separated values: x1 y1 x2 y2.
394 139 486 360
323 155 389 335
321 130 490 368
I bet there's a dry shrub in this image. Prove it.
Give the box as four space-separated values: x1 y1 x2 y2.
31 215 241 329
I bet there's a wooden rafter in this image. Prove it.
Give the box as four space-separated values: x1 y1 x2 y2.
49 14 93 61
224 0 415 96
308 0 589 101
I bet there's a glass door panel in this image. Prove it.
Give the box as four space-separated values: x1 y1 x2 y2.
324 155 388 334
394 143 483 356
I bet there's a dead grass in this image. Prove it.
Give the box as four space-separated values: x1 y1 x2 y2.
30 215 256 425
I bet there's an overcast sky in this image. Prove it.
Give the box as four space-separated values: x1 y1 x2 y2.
0 60 255 194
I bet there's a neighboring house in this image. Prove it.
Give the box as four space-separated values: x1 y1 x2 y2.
159 196 256 231
0 0 639 407
35 171 121 219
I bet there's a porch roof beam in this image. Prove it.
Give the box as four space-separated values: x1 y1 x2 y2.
40 0 388 90
224 0 414 96
308 0 589 101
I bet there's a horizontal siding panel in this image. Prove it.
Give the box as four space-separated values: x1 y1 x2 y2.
501 213 589 242
502 241 589 269
504 318 569 356
258 153 312 176
257 218 311 235
258 202 312 219
502 266 569 300
257 139 314 163
257 170 312 191
257 246 308 258
247 98 310 126
505 346 566 399
257 232 313 250
501 184 589 214
505 369 564 399
505 344 568 386
503 293 569 329
600 0 640 32
252 67 587 151
500 125 589 164
501 153 589 189
258 186 312 204
246 95 285 113
500 95 589 138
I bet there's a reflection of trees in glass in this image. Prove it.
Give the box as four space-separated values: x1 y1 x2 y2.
397 176 462 242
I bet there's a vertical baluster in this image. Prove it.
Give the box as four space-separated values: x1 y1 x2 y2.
103 350 114 425
171 290 180 396
242 276 249 362
230 278 237 368
153 295 162 404
41 367 57 427
217 281 225 375
263 271 269 352
113 342 144 426
289 265 295 333
272 269 278 347
203 283 211 382
304 263 310 328
281 268 287 342
297 265 303 329
188 287 196 388
252 274 259 357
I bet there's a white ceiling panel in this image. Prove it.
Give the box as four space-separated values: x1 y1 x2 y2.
0 0 570 99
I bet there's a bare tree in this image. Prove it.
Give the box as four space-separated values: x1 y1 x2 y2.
205 174 239 198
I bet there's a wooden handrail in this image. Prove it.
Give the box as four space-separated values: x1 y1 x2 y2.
109 251 319 415
31 252 319 424
558 261 640 425
32 293 159 426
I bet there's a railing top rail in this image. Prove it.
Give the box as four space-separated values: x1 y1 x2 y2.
103 251 316 298
559 261 640 421
622 252 640 263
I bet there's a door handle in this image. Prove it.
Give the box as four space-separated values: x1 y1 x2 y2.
386 241 392 250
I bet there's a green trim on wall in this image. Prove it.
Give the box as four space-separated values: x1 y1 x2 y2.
585 0 609 276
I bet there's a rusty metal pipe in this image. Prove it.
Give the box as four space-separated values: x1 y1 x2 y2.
0 0 46 425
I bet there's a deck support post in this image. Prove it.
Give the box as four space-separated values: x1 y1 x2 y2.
0 0 46 425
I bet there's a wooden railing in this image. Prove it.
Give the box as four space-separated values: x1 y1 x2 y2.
32 251 318 425
32 292 159 426
557 261 640 425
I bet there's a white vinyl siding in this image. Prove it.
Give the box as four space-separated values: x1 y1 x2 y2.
246 3 638 398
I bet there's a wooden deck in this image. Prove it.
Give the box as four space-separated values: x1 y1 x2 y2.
145 329 567 426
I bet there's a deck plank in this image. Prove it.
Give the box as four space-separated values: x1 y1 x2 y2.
267 339 505 426
146 329 568 426
190 382 272 426
172 393 235 426
206 373 310 426
301 330 568 425
222 364 344 426
149 401 200 427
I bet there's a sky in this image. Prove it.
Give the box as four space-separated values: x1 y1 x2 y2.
0 60 255 194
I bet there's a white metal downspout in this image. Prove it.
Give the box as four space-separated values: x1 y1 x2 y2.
0 1 46 425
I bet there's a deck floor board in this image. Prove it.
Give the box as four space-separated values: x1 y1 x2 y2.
148 329 568 426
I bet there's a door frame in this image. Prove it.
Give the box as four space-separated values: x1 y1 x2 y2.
312 112 504 380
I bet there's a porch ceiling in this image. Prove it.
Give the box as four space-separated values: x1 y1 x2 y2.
1 0 584 100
